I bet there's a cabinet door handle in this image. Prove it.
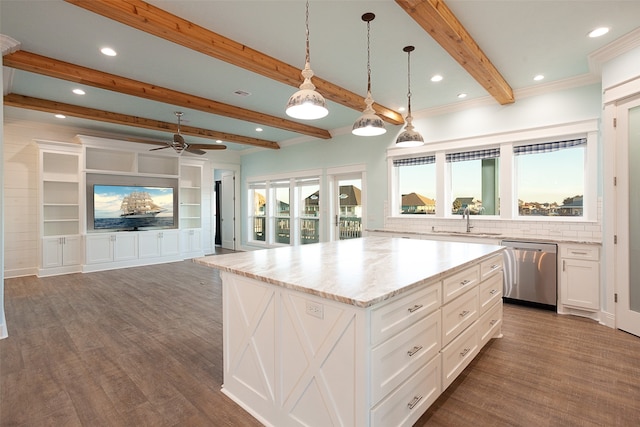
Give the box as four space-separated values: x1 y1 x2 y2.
460 348 471 357
563 260 566 272
460 279 470 286
407 304 423 313
490 319 498 326
407 345 423 357
459 310 470 318
407 395 423 410
490 264 500 270
490 289 498 295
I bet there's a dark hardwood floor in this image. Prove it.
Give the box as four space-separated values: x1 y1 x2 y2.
1 260 639 426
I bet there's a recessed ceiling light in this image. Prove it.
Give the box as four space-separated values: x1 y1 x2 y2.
54 114 66 119
457 93 467 99
216 140 223 144
72 88 86 95
588 27 609 38
256 127 263 132
100 47 117 57
398 106 406 112
431 74 443 82
533 74 545 81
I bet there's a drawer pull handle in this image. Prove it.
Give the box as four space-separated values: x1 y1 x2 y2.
570 251 588 255
490 319 498 326
407 345 423 357
490 264 499 269
460 279 470 286
459 310 470 318
460 348 471 357
407 395 423 410
490 289 498 295
407 304 423 313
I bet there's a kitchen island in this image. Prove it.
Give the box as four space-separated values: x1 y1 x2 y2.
196 236 504 427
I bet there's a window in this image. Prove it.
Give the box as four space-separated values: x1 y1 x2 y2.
447 148 500 215
272 180 290 244
249 182 266 242
515 138 585 217
297 178 320 244
394 156 436 215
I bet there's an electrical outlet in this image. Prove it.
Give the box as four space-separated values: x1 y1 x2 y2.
305 300 324 319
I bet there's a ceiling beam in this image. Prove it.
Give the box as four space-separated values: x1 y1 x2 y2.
3 50 328 140
64 0 404 125
3 93 281 150
396 0 514 105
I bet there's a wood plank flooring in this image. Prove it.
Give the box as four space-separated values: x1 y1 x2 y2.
1 260 639 426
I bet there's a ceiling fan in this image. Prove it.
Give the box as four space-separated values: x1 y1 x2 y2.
145 111 226 155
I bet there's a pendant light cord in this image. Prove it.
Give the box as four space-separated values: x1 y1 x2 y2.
406 48 412 116
305 0 310 65
366 19 371 93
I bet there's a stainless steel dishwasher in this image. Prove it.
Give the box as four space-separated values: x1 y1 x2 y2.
501 240 557 310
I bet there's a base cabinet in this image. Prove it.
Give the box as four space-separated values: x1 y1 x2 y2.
559 244 600 312
219 251 503 426
139 230 180 259
180 229 203 257
86 233 138 264
40 235 82 275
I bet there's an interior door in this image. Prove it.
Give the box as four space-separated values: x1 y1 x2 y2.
221 172 236 250
331 174 363 241
616 95 640 337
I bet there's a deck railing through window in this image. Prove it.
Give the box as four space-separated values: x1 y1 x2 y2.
340 217 362 240
253 216 266 241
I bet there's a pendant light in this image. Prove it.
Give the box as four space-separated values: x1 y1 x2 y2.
285 0 328 120
352 12 386 137
396 46 425 147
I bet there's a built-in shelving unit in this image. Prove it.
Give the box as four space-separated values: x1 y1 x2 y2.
36 135 207 276
38 141 83 276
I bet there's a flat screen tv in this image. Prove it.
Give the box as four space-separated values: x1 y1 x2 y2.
93 185 175 231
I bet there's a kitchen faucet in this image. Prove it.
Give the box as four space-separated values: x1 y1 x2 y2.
462 206 473 232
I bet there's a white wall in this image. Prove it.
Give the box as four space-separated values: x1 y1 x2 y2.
1 65 6 338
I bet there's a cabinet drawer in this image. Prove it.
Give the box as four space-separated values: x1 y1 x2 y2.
479 300 502 348
561 245 599 261
480 253 503 279
371 310 440 405
441 322 479 390
442 287 479 347
443 265 480 303
371 355 441 427
371 281 441 346
479 273 502 315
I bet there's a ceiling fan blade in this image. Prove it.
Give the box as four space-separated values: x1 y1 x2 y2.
185 147 207 155
187 143 227 150
149 145 172 151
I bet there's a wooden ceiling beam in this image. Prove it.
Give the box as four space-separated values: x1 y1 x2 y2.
3 50 327 140
396 0 514 105
3 93 280 150
64 0 404 125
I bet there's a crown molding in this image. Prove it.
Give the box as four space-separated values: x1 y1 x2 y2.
1 34 20 55
588 27 640 75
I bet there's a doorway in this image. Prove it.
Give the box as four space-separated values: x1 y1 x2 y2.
213 169 236 251
329 171 365 241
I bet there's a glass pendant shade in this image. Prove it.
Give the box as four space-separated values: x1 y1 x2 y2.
396 45 424 147
352 12 386 136
352 91 386 136
285 0 328 120
286 61 328 120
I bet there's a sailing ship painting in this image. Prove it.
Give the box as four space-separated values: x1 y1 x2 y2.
93 185 175 231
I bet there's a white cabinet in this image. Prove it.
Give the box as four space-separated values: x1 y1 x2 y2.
85 233 138 264
139 230 180 259
559 244 600 311
180 229 203 257
41 235 82 270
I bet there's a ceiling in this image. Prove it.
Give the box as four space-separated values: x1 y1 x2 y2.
2 0 640 153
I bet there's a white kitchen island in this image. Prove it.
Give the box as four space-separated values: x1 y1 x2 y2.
195 237 504 427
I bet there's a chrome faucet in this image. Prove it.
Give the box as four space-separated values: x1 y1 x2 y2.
462 206 473 232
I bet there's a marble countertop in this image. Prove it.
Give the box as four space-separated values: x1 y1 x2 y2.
195 236 504 308
367 229 602 245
